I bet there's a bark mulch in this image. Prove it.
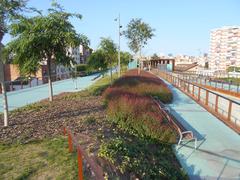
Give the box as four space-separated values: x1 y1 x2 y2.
0 90 107 144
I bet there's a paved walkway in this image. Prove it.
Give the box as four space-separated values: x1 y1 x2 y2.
0 74 100 112
162 79 240 179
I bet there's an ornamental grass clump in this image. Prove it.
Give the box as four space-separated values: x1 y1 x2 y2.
105 70 173 103
103 69 176 143
107 93 176 142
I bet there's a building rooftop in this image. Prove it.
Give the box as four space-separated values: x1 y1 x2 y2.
211 26 240 32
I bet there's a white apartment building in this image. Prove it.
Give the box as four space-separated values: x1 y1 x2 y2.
209 26 240 71
56 45 92 79
175 55 197 65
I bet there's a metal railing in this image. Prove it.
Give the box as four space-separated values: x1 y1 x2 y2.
153 98 197 149
152 69 240 134
174 72 240 97
0 71 100 93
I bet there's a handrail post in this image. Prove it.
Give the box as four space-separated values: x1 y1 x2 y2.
228 101 232 121
11 82 13 91
192 85 195 96
215 95 219 112
198 87 201 101
205 91 209 106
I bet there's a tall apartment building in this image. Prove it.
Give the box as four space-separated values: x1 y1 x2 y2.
56 45 92 78
67 45 92 64
209 26 240 71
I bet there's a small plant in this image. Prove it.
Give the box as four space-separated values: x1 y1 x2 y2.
12 103 49 114
84 116 96 125
98 137 187 179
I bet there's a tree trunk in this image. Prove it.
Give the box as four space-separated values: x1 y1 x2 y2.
47 57 53 101
0 57 8 127
1 19 8 126
1 82 8 126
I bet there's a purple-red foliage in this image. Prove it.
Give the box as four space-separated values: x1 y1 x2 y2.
104 69 176 142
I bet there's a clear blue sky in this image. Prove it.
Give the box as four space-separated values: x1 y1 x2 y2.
3 0 240 56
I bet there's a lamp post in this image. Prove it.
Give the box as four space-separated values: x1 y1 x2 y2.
115 14 122 77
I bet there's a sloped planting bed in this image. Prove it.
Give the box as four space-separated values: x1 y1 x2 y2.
0 70 186 179
100 69 186 179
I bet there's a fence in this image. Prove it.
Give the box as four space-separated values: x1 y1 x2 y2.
176 70 240 78
0 71 100 94
152 69 240 134
174 72 240 98
63 127 105 180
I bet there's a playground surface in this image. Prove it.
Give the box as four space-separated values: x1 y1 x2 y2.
163 79 240 179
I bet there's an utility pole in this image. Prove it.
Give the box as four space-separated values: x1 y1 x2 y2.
115 14 122 77
138 44 142 75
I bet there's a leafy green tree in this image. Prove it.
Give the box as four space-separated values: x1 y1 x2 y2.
123 18 154 73
5 3 87 101
99 37 117 83
120 51 132 66
87 50 108 74
0 0 31 126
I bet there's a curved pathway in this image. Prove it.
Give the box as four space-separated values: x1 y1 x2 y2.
161 78 240 179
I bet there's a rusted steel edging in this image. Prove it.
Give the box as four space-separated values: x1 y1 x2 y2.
63 127 105 180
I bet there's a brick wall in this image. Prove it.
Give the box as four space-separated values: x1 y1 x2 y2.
4 64 20 81
0 64 47 93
